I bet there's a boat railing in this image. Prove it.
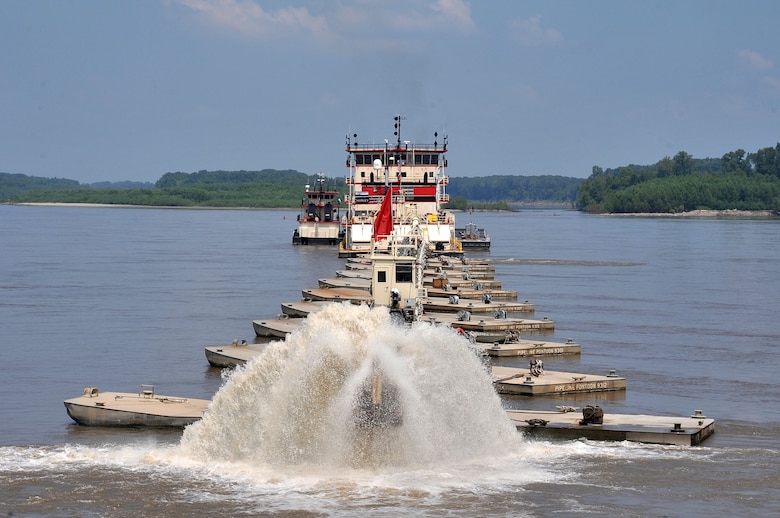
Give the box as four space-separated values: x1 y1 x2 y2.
347 143 444 152
346 176 446 188
347 214 374 224
424 210 454 224
371 218 426 256
345 193 387 204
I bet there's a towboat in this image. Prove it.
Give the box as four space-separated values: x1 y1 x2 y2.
292 173 344 245
456 221 491 250
64 385 209 427
339 115 463 257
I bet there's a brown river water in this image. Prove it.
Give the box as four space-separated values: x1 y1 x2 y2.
1 205 778 517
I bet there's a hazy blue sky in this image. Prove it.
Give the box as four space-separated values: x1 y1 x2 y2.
3 0 779 184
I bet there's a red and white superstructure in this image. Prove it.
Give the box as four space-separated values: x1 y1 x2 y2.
339 116 462 257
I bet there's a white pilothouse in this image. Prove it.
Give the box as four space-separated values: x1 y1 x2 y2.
339 115 462 257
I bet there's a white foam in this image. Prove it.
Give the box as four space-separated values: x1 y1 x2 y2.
180 303 523 469
0 305 718 509
0 437 715 512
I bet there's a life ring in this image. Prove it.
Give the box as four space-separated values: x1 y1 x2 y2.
456 327 466 335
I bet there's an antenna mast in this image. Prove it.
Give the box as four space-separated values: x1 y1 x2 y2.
393 114 406 148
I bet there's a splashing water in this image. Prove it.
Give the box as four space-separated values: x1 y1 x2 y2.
180 302 523 469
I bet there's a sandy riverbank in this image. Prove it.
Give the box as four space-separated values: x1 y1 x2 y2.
5 202 286 210
608 209 777 218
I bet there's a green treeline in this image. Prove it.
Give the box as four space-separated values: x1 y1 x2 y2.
577 145 780 213
4 169 328 208
447 175 581 205
0 173 80 201
3 169 579 208
5 144 780 213
154 169 306 188
447 197 513 211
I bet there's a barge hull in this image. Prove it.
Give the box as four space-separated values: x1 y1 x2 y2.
64 391 209 427
507 410 715 446
492 367 626 396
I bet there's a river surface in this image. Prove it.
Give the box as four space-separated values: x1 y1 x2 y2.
1 204 778 517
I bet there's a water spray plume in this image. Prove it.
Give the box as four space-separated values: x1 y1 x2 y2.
180 303 523 468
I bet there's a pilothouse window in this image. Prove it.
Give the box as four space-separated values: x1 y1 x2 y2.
395 264 413 283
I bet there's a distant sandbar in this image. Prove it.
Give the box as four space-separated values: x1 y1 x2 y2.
608 209 777 218
6 202 280 210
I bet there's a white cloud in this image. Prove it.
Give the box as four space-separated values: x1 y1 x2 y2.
430 0 475 30
510 16 563 47
171 0 329 38
736 49 773 71
171 1 474 39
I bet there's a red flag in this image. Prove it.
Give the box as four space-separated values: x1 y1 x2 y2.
373 189 394 240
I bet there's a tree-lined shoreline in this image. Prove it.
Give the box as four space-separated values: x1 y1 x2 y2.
3 142 780 214
0 170 577 210
8 202 774 219
578 146 780 214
